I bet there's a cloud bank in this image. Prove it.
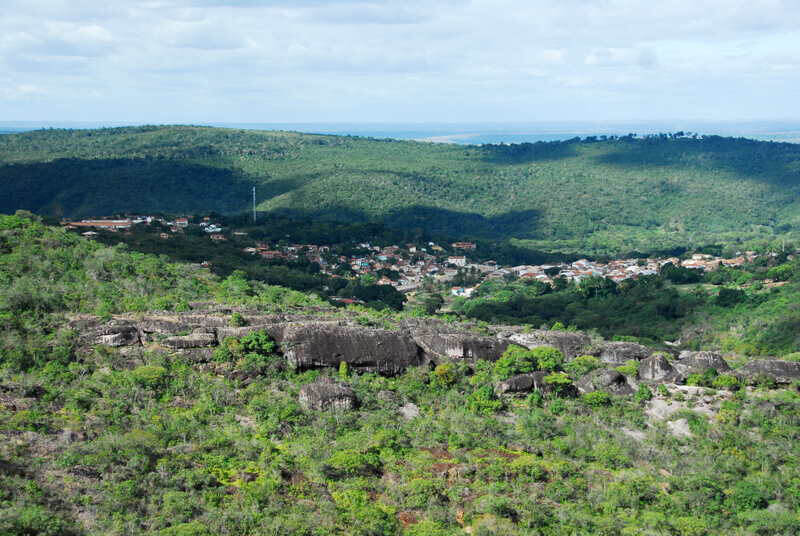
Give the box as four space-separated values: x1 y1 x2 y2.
2 0 799 122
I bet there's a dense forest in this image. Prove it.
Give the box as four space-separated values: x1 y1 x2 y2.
2 126 800 256
3 215 800 535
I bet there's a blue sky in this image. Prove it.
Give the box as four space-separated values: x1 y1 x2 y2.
2 0 799 123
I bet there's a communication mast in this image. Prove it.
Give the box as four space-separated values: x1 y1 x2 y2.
252 186 256 223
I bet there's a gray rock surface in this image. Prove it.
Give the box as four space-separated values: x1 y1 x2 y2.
637 354 680 383
279 323 423 375
495 371 550 395
298 377 357 411
505 330 591 359
399 403 421 419
598 342 652 364
674 351 731 375
162 332 217 349
576 368 635 395
734 359 800 384
411 331 508 362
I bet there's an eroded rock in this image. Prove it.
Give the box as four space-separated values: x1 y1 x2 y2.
411 331 508 362
280 323 423 375
734 359 800 384
674 351 731 375
598 342 652 364
576 368 635 395
638 354 680 383
298 377 357 411
495 372 549 395
505 330 591 359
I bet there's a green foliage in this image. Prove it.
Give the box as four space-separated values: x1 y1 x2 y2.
430 363 458 389
324 449 382 478
543 372 573 396
687 368 719 387
228 312 246 327
563 354 601 378
466 385 504 415
494 345 564 380
635 384 654 403
582 391 612 407
712 374 741 390
615 360 639 377
130 365 168 389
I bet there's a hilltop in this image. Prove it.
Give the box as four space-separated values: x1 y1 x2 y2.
2 126 800 255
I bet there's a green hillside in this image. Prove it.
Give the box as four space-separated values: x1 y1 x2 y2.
4 215 800 536
3 126 800 254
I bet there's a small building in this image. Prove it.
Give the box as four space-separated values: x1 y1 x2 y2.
451 242 476 250
175 217 189 227
447 256 467 267
210 234 226 241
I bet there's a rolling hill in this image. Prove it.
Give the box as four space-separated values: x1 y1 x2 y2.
2 126 800 255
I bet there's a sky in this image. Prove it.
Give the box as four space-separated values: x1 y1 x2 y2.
2 0 799 124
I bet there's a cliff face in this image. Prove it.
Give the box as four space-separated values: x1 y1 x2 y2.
69 305 800 385
70 306 597 375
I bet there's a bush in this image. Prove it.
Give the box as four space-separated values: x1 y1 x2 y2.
615 360 639 377
712 374 741 390
582 391 612 407
228 312 246 327
130 365 168 389
543 372 573 396
430 363 457 389
635 384 653 403
563 355 601 378
324 448 382 478
686 368 718 387
466 385 504 415
493 345 564 380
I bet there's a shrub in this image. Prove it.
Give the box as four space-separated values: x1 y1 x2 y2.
686 368 718 387
466 385 504 415
324 448 382 477
493 345 538 379
228 312 246 327
712 374 741 390
494 345 564 380
615 360 639 377
130 365 168 389
635 384 653 403
563 355 601 378
543 372 573 396
582 391 612 407
430 362 457 388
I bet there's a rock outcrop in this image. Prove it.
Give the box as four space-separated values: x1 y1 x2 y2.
298 377 357 411
503 330 591 359
495 372 550 395
576 369 635 395
637 354 680 383
734 360 800 384
411 331 508 363
674 351 731 375
279 323 423 375
597 342 652 364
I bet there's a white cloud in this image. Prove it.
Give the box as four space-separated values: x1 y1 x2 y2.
0 0 797 122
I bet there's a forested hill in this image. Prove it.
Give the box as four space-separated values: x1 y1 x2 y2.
3 125 800 254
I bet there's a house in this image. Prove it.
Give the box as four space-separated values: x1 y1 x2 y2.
209 234 226 241
451 287 475 297
159 233 170 239
175 217 189 227
451 242 476 250
447 256 467 267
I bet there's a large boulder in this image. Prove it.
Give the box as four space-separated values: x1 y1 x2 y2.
576 369 635 395
495 371 549 395
278 323 423 375
734 360 800 385
674 351 731 375
598 342 652 365
505 330 591 359
299 377 357 411
638 354 680 383
411 331 509 363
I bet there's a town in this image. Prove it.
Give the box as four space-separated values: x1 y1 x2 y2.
62 216 767 299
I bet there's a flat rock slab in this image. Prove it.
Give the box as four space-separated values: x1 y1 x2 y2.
412 331 509 362
598 342 652 364
505 330 591 359
735 359 800 384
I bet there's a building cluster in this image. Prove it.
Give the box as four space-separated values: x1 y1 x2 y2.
62 217 768 298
